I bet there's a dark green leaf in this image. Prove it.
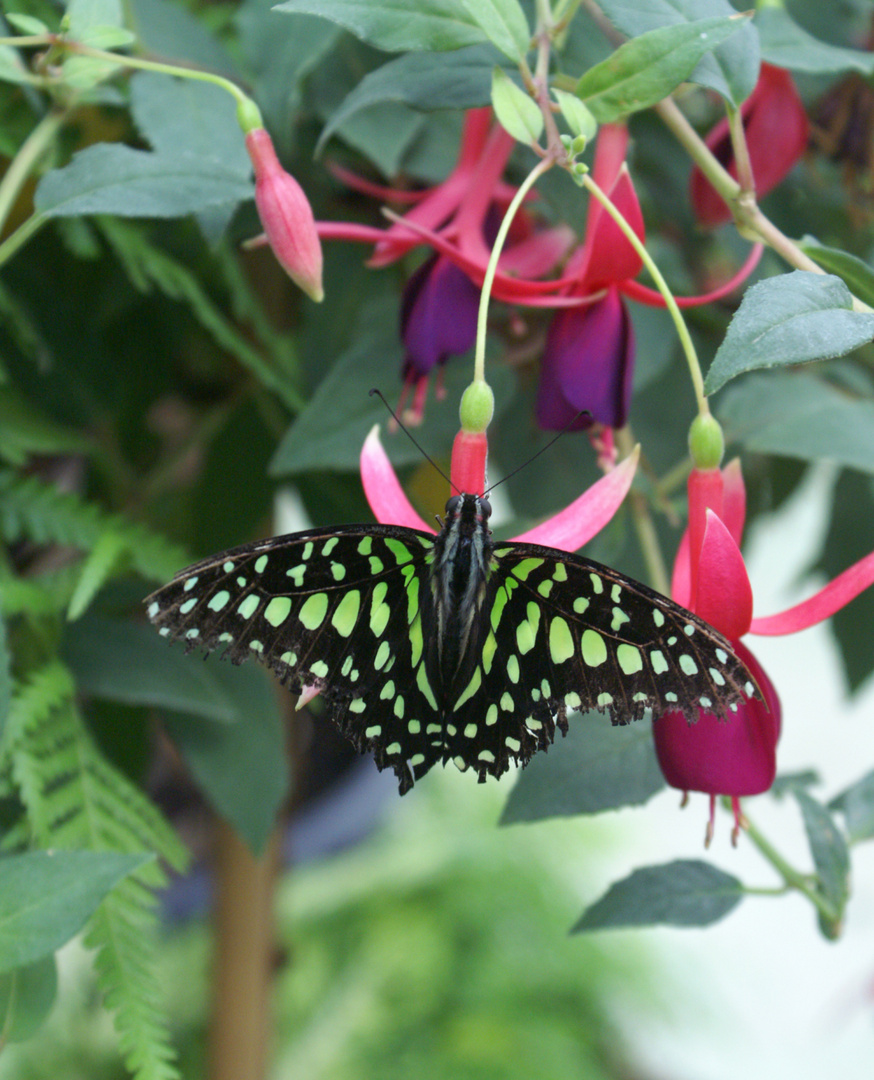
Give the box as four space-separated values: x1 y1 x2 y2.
574 859 744 931
575 15 750 123
705 272 874 395
794 790 850 914
164 704 289 854
0 384 91 465
717 372 874 476
64 615 278 724
0 851 151 973
799 239 874 309
272 0 487 52
0 612 9 743
34 144 254 220
0 956 57 1043
771 770 820 798
461 0 529 63
829 770 874 843
317 45 503 153
128 0 239 75
756 7 874 75
501 712 665 824
596 0 759 103
66 0 124 36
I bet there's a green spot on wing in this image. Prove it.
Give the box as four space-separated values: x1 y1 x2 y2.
299 593 328 630
264 596 292 627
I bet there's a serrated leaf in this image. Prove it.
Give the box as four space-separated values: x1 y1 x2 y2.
34 144 254 220
596 0 759 104
829 770 874 843
575 14 750 122
64 615 277 724
501 712 665 824
316 45 502 154
491 66 542 143
717 372 874 475
0 957 57 1044
574 859 744 932
273 0 487 52
756 7 874 76
0 851 150 973
462 0 529 62
705 272 874 395
66 530 127 620
799 239 874 309
794 790 850 917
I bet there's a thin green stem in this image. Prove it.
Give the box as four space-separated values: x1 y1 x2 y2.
743 813 839 924
473 157 553 383
0 107 67 236
581 171 708 414
0 213 48 269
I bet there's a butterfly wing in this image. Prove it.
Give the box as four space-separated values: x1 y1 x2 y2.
145 525 446 793
438 540 759 783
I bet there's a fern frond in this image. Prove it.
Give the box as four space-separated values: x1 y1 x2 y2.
0 471 189 584
98 218 303 410
3 659 188 1079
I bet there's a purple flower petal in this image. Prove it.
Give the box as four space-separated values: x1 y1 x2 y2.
400 255 481 376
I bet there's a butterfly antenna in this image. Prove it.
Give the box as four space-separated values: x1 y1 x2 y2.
369 388 458 494
485 410 592 496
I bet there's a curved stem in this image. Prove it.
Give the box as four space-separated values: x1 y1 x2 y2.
0 213 47 269
581 170 708 415
472 156 553 383
0 107 68 237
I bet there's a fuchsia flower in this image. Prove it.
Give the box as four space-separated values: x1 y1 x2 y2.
654 461 874 841
246 128 324 301
690 63 809 228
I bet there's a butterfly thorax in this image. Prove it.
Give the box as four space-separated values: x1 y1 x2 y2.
429 493 493 687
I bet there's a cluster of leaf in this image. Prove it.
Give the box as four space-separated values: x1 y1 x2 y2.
0 0 874 1075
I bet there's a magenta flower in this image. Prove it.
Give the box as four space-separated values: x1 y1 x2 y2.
690 63 809 228
654 461 874 842
246 128 324 301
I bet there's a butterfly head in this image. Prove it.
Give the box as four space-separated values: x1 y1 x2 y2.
444 493 492 530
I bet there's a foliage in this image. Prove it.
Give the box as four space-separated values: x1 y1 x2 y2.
0 0 873 1075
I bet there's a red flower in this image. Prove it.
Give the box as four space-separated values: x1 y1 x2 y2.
246 128 324 301
690 63 809 228
654 461 874 841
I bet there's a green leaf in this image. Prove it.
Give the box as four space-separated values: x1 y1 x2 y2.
5 14 50 34
829 769 874 843
0 612 10 743
501 712 665 824
0 850 151 973
575 14 751 122
794 790 850 922
316 45 501 153
0 384 90 466
461 0 529 63
553 88 597 143
0 45 33 86
756 7 874 76
595 0 759 104
164 704 288 854
34 144 254 220
128 0 238 75
273 0 487 52
491 66 542 143
799 239 874 309
66 0 124 37
705 272 874 395
64 615 276 724
0 956 57 1044
574 860 744 932
66 531 128 620
717 372 874 476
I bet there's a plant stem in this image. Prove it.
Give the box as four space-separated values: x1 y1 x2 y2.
473 156 553 383
0 107 67 236
581 170 709 415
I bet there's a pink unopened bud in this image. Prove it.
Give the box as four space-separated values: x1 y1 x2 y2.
245 128 324 302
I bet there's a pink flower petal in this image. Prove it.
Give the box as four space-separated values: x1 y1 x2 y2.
653 643 781 796
687 468 724 609
360 426 434 532
721 458 746 545
695 510 753 640
512 446 638 548
671 530 692 609
622 243 764 307
750 549 874 636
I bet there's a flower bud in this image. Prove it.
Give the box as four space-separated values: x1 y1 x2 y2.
245 128 324 302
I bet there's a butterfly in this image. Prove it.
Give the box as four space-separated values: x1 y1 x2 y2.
146 492 758 794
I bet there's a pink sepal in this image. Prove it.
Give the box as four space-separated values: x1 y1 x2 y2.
750 549 874 636
360 426 433 532
450 430 488 497
512 447 638 549
695 510 753 640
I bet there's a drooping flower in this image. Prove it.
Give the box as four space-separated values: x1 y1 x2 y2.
654 460 874 842
690 63 809 228
245 127 324 301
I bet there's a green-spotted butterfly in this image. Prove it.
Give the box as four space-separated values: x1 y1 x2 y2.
146 492 758 794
